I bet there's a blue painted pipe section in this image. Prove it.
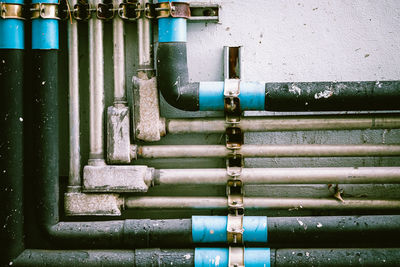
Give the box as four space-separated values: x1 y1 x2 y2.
195 248 229 267
31 0 59 49
192 216 227 243
199 81 265 111
243 216 268 243
192 216 268 243
158 0 187 42
0 0 24 49
244 248 271 267
195 248 271 267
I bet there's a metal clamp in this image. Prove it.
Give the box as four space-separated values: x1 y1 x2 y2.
227 214 243 244
73 2 91 21
229 247 245 267
226 153 243 177
224 79 241 123
31 3 59 20
97 3 114 20
118 1 140 21
1 2 25 20
226 126 243 150
155 1 190 19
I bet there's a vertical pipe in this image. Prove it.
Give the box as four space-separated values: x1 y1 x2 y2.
89 0 105 164
113 0 126 103
68 0 81 188
31 0 60 230
0 0 25 262
138 0 153 71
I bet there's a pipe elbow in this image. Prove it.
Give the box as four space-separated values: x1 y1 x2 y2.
157 42 199 111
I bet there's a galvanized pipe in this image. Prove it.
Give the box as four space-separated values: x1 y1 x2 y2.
88 0 105 163
68 0 81 187
155 167 400 185
113 0 126 103
137 0 153 70
166 114 400 134
124 197 400 210
135 144 400 158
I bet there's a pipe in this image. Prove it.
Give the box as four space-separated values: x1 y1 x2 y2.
155 167 400 185
68 0 81 188
138 0 153 71
89 0 105 163
113 0 126 103
12 249 193 267
166 114 400 134
12 249 400 266
193 215 400 247
0 0 25 261
135 144 400 158
124 197 400 210
156 3 400 112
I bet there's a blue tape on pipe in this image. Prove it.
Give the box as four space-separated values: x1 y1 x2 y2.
195 248 270 267
31 0 59 49
192 216 227 243
243 216 268 243
199 81 266 111
195 248 229 267
158 0 187 42
0 0 24 49
199 82 225 111
0 19 24 49
244 248 271 267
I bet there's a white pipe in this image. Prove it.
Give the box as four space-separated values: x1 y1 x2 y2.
113 0 126 103
68 0 81 187
124 197 400 210
135 144 400 158
155 167 400 185
166 115 400 134
137 0 153 70
89 0 105 164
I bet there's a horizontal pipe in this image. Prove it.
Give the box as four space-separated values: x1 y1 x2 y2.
17 215 400 248
12 249 193 267
12 248 400 266
136 144 400 158
166 114 400 134
124 197 400 210
155 167 400 185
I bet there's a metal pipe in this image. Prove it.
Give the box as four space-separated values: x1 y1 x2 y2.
136 144 400 158
68 0 81 187
12 249 193 267
89 0 105 163
113 0 126 103
166 114 400 134
0 49 24 264
137 0 153 70
124 197 400 210
12 249 400 266
155 167 400 185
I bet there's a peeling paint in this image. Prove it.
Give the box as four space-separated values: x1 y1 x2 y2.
289 84 302 95
314 90 333 99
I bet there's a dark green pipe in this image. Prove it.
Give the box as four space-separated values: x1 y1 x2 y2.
0 50 24 265
12 248 400 266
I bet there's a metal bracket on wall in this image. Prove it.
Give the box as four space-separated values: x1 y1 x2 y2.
30 2 59 20
229 247 245 267
189 2 219 22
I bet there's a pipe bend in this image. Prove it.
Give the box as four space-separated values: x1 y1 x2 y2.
157 42 199 111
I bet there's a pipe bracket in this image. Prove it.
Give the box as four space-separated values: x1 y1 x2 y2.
227 215 244 245
118 1 140 21
156 1 190 19
229 247 245 267
0 2 25 20
31 3 59 20
73 2 91 21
